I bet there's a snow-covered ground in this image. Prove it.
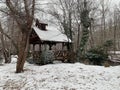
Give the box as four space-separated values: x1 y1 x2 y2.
0 57 120 90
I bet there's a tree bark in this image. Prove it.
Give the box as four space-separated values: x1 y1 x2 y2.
77 0 90 61
16 32 29 73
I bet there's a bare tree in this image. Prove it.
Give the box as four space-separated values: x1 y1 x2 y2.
48 0 76 51
5 0 35 73
99 0 110 44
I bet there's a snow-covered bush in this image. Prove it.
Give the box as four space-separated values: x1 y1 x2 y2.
11 55 18 64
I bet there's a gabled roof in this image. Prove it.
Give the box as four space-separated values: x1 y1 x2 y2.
32 26 71 43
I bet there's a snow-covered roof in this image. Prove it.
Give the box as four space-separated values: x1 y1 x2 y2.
33 26 71 43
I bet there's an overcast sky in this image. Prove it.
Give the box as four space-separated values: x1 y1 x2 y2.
111 0 120 5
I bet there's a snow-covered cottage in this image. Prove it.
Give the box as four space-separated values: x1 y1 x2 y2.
29 19 72 63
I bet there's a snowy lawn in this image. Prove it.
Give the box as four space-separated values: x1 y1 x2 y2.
0 58 120 90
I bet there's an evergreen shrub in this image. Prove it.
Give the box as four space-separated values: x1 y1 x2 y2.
85 46 108 65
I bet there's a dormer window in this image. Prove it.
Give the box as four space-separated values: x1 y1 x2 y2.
39 23 48 30
35 19 48 31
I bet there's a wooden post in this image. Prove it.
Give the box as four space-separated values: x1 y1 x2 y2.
62 43 63 50
39 44 41 51
39 44 41 58
33 44 35 59
49 44 52 50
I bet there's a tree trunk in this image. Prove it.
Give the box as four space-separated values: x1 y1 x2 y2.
89 24 94 48
0 23 10 63
77 0 90 62
16 32 29 73
1 35 9 63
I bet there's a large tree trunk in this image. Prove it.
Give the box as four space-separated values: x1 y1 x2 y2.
77 0 90 62
16 32 29 73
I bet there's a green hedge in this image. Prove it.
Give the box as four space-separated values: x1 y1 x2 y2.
85 46 108 65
